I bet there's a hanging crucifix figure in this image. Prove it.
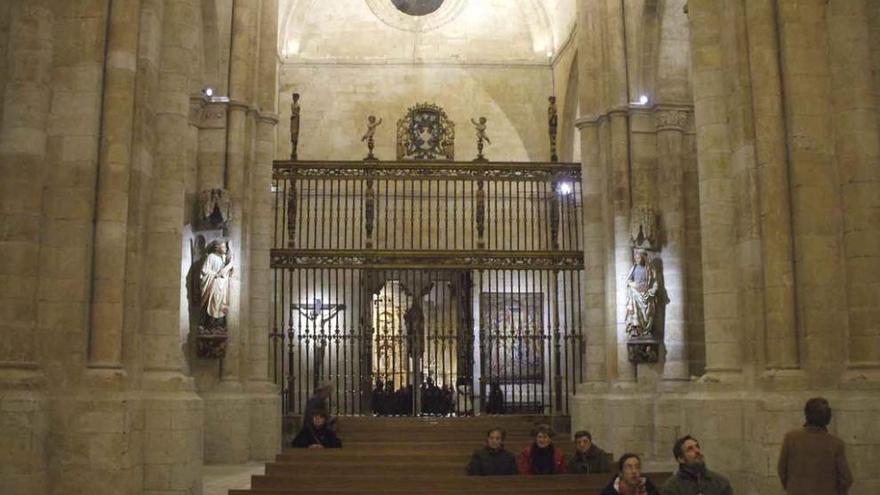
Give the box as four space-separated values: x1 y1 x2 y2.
291 298 346 387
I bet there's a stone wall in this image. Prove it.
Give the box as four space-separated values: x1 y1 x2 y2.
0 0 281 493
278 63 554 163
570 1 880 495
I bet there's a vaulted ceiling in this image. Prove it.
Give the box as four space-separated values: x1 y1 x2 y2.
278 0 577 64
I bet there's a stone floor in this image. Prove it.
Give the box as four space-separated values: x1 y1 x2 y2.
203 462 264 495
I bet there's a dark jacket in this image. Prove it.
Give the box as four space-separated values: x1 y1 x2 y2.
571 445 612 474
600 475 661 495
660 465 733 495
517 443 567 475
466 446 518 476
777 426 853 495
291 425 342 448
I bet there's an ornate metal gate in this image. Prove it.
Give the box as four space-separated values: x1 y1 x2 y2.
271 161 585 417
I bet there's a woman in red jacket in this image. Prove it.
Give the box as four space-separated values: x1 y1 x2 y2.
517 424 566 474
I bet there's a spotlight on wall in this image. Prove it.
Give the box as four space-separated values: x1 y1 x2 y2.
202 86 229 103
639 95 649 105
557 182 574 196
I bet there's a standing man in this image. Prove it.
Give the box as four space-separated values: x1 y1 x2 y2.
661 435 733 495
777 397 853 495
570 430 611 475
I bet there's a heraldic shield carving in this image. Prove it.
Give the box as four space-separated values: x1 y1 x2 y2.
396 102 455 160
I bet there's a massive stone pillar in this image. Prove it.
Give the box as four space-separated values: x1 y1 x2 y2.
656 109 689 382
743 0 800 373
775 0 847 384
89 0 143 368
0 2 53 493
687 0 743 380
247 0 281 461
200 0 259 465
827 0 880 374
140 0 204 493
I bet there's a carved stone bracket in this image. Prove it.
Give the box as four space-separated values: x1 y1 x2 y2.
627 336 660 364
197 324 228 359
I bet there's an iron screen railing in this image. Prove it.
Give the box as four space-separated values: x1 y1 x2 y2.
271 160 585 417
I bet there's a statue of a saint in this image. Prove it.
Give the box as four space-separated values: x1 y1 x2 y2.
361 115 382 160
548 96 558 162
290 93 300 160
624 249 663 338
471 117 491 161
200 240 234 327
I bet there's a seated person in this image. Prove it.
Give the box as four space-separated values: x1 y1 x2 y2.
600 453 660 495
466 427 518 476
291 410 342 449
570 430 611 474
517 424 566 475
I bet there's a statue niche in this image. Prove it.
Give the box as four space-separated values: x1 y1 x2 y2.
396 102 455 160
625 206 668 364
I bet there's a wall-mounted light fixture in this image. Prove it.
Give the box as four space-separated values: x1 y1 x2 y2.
202 86 230 103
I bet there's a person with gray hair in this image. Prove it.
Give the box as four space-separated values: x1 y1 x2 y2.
777 397 853 495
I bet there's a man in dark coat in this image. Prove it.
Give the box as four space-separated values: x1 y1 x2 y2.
601 453 660 495
466 427 518 476
570 430 612 474
291 411 342 449
777 397 853 495
661 435 733 495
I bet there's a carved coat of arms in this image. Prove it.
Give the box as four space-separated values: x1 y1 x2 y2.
396 103 455 160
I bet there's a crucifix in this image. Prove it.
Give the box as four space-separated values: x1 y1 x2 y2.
291 298 346 386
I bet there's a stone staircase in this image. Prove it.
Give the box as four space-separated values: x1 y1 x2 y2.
230 416 669 495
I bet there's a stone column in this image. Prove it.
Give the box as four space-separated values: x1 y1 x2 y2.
576 118 609 383
140 1 204 493
0 3 53 493
656 108 690 381
247 0 281 462
199 0 259 465
743 0 799 371
89 0 143 368
574 0 609 384
776 0 846 384
827 0 880 372
688 0 742 379
609 111 635 383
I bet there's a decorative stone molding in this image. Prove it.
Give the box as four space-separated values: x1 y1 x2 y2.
198 188 232 231
655 109 690 132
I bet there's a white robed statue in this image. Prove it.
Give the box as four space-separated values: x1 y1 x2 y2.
200 240 234 326
624 249 664 338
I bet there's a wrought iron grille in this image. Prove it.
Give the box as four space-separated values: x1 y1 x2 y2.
271 160 585 417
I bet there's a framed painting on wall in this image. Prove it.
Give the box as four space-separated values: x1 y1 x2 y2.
479 292 545 384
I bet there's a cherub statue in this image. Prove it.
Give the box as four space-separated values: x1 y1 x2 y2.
362 115 382 160
470 116 491 161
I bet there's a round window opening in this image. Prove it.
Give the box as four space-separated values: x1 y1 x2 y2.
391 0 445 16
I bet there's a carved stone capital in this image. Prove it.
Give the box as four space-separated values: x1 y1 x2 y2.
655 109 690 132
